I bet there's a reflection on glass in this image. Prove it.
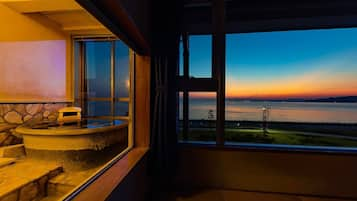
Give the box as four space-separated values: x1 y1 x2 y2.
87 101 112 116
85 41 111 98
74 41 80 100
179 36 184 76
115 40 129 98
224 28 357 147
115 102 129 116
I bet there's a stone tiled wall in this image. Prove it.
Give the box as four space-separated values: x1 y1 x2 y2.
0 103 69 125
0 166 63 201
0 125 22 147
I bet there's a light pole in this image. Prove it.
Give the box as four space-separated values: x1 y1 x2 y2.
262 106 270 135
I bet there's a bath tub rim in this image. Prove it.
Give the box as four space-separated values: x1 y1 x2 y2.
15 121 128 136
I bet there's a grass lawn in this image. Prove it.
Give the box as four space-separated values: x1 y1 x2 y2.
179 128 357 147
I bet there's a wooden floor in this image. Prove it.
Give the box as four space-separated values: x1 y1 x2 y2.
166 189 356 201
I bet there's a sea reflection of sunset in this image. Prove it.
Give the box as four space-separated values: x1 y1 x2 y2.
182 99 357 123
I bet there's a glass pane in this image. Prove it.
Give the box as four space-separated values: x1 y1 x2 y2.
179 36 184 76
74 41 80 100
87 101 111 116
177 92 183 138
115 101 129 116
115 40 130 98
39 39 131 200
189 35 212 78
85 41 111 98
185 92 216 142
225 28 357 148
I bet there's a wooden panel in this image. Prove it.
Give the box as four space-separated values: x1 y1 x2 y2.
0 0 82 13
72 148 148 201
134 54 151 148
75 0 150 55
106 150 149 201
44 10 108 33
175 146 357 199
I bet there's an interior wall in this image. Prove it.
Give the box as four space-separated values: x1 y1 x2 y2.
0 4 72 102
175 146 357 199
106 153 149 201
134 54 150 147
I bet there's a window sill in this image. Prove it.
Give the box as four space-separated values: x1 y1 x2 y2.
64 147 149 201
179 141 357 155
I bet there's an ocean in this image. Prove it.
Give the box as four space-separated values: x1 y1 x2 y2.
180 99 357 123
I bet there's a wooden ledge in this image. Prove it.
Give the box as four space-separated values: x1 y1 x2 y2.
69 147 149 201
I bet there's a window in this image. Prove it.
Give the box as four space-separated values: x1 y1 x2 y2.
70 37 133 197
189 35 212 78
177 34 217 143
178 28 357 150
225 28 357 148
74 39 131 120
178 34 213 79
178 92 216 143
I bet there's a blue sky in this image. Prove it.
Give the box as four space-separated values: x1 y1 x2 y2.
186 28 357 98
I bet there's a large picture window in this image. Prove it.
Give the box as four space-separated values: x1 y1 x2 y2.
178 28 357 149
225 28 357 148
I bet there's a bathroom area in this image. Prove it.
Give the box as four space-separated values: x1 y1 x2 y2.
0 1 133 200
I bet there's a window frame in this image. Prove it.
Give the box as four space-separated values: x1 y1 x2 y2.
73 37 131 121
177 33 219 142
178 30 357 152
65 35 136 200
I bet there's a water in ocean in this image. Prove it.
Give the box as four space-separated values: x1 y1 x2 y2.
180 98 357 123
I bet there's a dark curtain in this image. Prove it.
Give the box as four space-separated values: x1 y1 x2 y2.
149 0 182 199
149 54 179 199
150 55 178 175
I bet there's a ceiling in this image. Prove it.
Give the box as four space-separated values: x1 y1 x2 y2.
182 0 357 34
0 0 112 35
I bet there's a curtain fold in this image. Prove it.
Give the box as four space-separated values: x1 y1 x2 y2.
150 56 175 176
149 1 181 198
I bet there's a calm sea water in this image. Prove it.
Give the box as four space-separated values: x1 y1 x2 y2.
180 99 357 123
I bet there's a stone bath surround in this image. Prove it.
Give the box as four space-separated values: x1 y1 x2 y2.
0 103 68 125
0 124 22 147
0 159 63 201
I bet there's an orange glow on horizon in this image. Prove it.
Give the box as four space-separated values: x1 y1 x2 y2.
191 68 357 99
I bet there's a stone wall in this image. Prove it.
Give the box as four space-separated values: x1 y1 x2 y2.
0 124 22 147
0 166 63 201
0 103 68 125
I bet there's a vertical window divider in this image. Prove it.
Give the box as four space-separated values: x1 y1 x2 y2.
81 42 88 116
128 50 135 148
212 0 226 146
111 41 116 117
183 33 189 141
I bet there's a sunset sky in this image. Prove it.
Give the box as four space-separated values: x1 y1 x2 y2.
189 28 357 99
